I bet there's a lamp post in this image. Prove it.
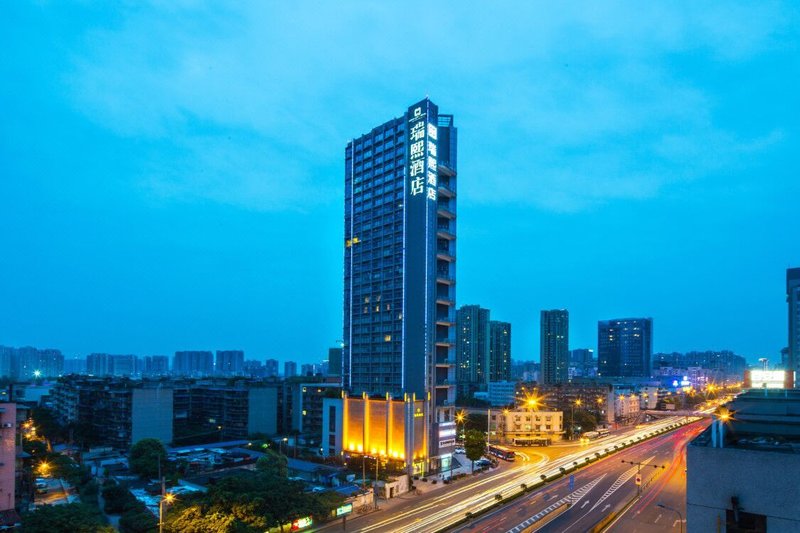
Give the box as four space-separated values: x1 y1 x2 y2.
657 503 683 533
570 399 582 440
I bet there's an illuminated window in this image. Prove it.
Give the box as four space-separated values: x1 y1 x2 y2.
384 335 392 342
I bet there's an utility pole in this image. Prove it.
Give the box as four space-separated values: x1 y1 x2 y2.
374 456 380 510
620 459 665 495
158 457 164 533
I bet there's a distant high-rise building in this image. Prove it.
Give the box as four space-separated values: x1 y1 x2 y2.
570 348 596 378
86 353 111 376
327 347 343 377
284 361 297 378
456 305 491 396
110 354 136 376
489 320 512 382
0 347 13 378
216 350 244 375
243 360 265 377
142 355 169 376
301 363 320 377
63 357 86 375
173 351 214 376
540 310 569 384
15 347 63 379
264 359 279 378
597 318 653 378
788 268 800 383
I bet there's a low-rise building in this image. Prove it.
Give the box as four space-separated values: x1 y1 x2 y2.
687 388 800 532
491 407 564 445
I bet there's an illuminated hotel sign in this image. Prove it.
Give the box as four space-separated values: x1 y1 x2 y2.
407 103 438 202
745 369 791 389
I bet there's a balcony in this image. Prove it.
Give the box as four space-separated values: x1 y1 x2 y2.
437 204 456 219
436 272 455 285
435 295 454 306
436 245 455 262
435 313 455 326
435 379 452 387
435 336 455 346
437 181 455 198
437 224 455 240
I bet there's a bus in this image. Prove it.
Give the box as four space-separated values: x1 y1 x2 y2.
582 431 600 440
597 428 610 438
487 444 516 461
513 437 551 447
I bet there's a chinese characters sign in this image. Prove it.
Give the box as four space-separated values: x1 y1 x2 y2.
407 103 438 202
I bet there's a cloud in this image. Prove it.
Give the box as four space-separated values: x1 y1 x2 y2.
60 1 796 212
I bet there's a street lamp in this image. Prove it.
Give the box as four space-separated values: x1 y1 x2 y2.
657 503 683 533
570 399 582 441
159 492 176 533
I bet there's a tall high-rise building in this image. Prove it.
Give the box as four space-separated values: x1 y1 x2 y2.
216 350 244 375
342 98 457 473
540 310 569 384
788 268 800 383
455 305 491 396
489 320 512 382
284 361 297 378
173 351 214 376
570 348 596 378
597 318 653 378
327 347 343 378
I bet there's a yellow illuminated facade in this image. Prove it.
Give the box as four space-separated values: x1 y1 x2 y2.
323 392 429 474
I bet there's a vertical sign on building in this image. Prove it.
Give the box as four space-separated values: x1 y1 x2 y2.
407 103 438 203
404 99 439 399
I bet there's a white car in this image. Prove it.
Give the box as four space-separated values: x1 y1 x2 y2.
454 447 466 454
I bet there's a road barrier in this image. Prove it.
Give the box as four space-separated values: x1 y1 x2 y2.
435 416 699 533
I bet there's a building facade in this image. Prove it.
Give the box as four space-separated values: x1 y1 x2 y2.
688 389 800 531
215 350 244 375
173 351 214 376
327 347 343 378
492 407 564 445
597 318 653 378
788 267 800 383
284 361 297 378
0 403 15 512
489 320 512 382
540 310 569 384
342 98 457 474
455 305 490 397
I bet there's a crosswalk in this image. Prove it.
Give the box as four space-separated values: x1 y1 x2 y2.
505 474 607 533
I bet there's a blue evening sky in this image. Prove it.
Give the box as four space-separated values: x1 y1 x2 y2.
2 2 798 366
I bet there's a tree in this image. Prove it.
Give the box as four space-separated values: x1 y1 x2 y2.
464 429 486 472
255 449 288 479
129 438 167 479
22 503 106 532
119 506 158 533
568 410 598 438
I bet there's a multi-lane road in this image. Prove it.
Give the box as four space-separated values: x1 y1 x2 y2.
317 415 700 533
457 421 706 532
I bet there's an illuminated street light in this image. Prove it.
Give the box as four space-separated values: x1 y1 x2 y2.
33 370 41 379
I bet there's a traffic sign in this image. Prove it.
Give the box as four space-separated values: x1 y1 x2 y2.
635 474 642 486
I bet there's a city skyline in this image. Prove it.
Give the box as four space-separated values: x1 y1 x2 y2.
2 3 799 366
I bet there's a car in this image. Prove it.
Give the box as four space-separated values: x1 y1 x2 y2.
454 447 466 454
475 458 491 466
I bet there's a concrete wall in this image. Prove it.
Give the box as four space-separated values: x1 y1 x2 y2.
131 388 173 445
248 387 278 436
687 444 800 532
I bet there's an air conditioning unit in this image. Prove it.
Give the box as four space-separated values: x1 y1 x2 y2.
0 424 13 428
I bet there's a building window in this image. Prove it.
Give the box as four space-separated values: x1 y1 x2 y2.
329 406 336 432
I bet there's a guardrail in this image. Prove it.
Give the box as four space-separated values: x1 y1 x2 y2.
435 417 700 533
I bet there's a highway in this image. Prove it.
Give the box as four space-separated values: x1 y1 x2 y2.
453 420 706 533
318 415 698 533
